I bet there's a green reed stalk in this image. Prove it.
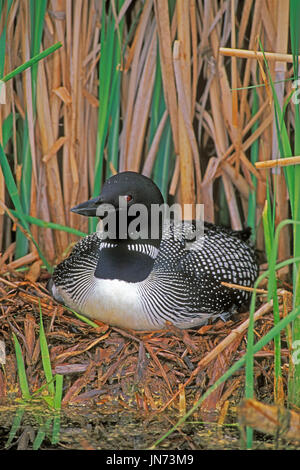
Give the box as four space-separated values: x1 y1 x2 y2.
91 0 125 233
12 332 31 400
263 178 282 403
1 42 62 83
257 35 300 406
51 374 63 445
10 209 86 238
33 417 53 450
16 2 47 258
0 143 52 271
5 407 25 449
245 218 300 448
39 305 55 397
288 0 300 406
0 0 13 78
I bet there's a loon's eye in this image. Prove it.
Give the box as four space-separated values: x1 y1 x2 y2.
124 195 132 202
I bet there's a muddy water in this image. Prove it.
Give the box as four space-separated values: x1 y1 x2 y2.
2 401 297 450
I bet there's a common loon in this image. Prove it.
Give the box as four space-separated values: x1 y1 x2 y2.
48 171 259 330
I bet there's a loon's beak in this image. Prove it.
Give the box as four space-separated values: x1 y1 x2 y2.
70 197 102 217
71 197 117 218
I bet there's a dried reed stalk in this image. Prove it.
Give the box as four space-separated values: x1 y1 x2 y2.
176 1 195 212
154 0 179 154
272 0 290 270
220 47 300 64
256 156 300 169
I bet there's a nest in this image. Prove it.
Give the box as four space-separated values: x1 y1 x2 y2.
0 269 292 424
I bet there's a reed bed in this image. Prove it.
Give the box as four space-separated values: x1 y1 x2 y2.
0 0 278 260
1 0 300 449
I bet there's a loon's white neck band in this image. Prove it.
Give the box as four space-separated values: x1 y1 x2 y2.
99 241 159 260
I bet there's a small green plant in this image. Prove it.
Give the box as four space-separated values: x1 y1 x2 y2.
242 7 300 446
255 7 300 410
6 303 63 449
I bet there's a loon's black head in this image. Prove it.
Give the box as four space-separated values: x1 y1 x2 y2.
71 172 164 245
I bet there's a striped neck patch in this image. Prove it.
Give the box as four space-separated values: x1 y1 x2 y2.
99 241 159 260
127 243 159 259
100 241 118 249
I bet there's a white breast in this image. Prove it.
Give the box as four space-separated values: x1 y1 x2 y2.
77 278 156 330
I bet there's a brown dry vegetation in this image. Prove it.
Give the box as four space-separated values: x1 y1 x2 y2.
0 273 292 415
